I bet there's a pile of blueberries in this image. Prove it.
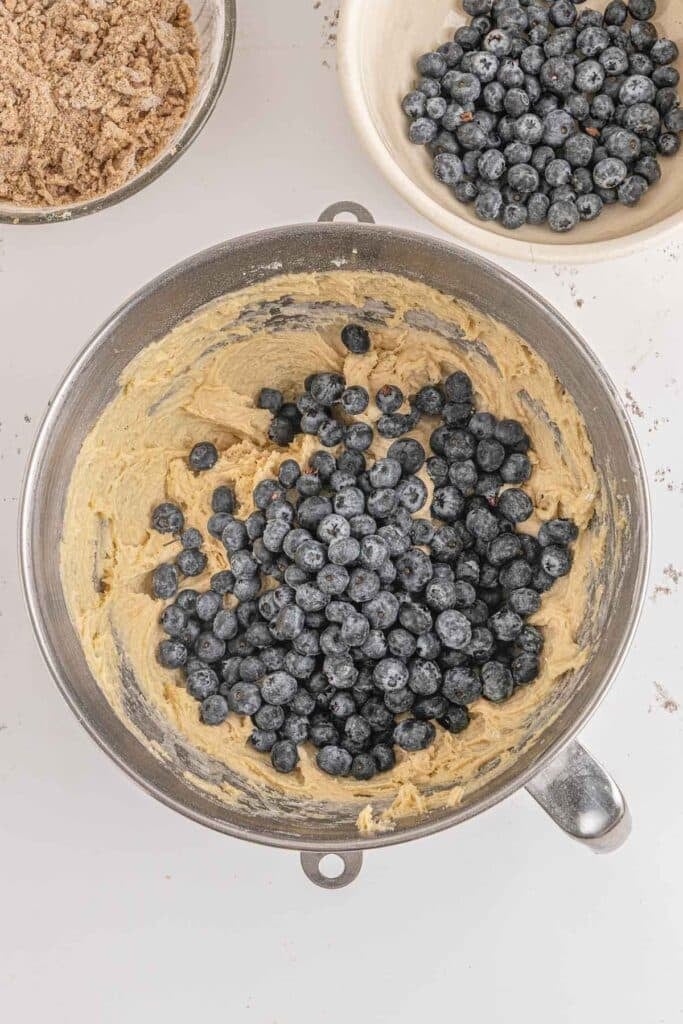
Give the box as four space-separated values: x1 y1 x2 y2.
401 0 682 232
150 324 578 781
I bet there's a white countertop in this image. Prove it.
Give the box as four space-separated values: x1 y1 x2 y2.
2 2 682 1020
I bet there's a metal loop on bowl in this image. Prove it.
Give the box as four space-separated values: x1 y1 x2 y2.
300 850 363 888
317 201 375 224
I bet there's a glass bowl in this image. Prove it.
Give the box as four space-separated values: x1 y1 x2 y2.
0 0 236 225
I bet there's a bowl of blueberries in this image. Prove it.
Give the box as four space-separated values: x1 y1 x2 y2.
338 0 683 261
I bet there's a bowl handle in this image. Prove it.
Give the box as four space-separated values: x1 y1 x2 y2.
317 201 375 224
525 740 630 852
300 850 363 889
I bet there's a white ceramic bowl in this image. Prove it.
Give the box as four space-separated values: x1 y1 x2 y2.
338 0 683 263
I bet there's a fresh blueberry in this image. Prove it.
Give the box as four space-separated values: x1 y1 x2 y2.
316 745 352 776
200 694 229 725
540 544 573 577
152 502 184 534
481 661 514 701
435 609 472 650
410 117 439 144
547 199 580 231
152 563 179 599
271 739 299 773
393 719 436 752
189 442 218 472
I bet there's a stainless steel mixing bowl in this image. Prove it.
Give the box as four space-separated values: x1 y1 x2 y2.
20 203 650 887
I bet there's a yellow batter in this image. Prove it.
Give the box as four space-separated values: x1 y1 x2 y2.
61 271 605 832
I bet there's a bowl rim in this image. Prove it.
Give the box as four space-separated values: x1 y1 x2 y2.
337 0 682 266
19 219 652 851
0 0 237 226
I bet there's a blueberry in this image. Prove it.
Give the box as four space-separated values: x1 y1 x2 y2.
178 528 202 554
478 148 507 181
394 548 432 592
658 133 681 156
435 609 472 650
417 50 448 78
369 657 406 694
481 661 514 701
656 89 680 117
259 671 296 706
446 459 476 496
257 387 283 414
575 59 606 94
476 437 507 472
512 653 541 685
489 607 524 641
175 589 198 612
440 38 466 65
509 587 541 616
393 719 436 752
507 163 540 194
386 439 425 475
161 604 187 638
342 423 372 454
186 665 221 702
630 20 657 51
308 720 338 748
465 413 497 445
269 739 298 773
152 563 179 600
417 77 442 99
487 533 523 566
249 729 278 753
333 487 366 518
652 66 680 88
409 117 439 144
664 108 683 133
499 558 533 589
190 591 219 624
502 135 532 164
195 631 226 663
532 565 556 592
543 109 576 146
576 193 604 220
538 518 579 546
189 442 218 472
402 91 427 119
604 1 627 25
328 537 361 566
465 505 500 541
200 694 229 725
152 502 184 534
540 544 572 577
395 476 427 514
633 155 661 183
252 701 284 732
434 151 467 187
270 604 305 641
475 188 503 220
515 624 545 656
223 680 261 716
316 745 352 776
374 384 403 415
307 372 345 407
547 199 580 232
349 514 377 539
628 0 656 19
439 662 481 703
